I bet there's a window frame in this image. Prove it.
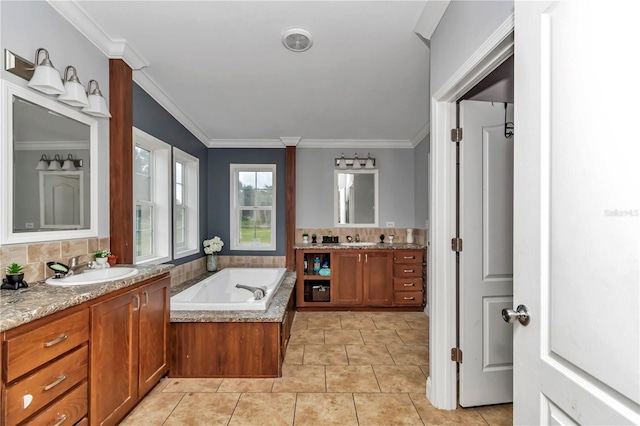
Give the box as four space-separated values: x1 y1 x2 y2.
173 147 199 259
229 163 277 251
133 127 171 265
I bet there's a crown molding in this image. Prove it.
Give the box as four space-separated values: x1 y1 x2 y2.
47 0 149 70
280 137 301 147
299 139 415 149
14 141 89 151
208 139 284 148
410 119 430 147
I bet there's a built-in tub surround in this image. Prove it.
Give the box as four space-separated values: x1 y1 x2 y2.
171 268 286 311
297 228 427 246
0 237 110 284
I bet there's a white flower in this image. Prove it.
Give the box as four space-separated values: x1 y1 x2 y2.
203 236 224 254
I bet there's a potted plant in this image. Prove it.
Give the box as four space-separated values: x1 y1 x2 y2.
93 249 111 267
5 263 25 285
203 236 224 272
302 232 309 244
311 233 317 244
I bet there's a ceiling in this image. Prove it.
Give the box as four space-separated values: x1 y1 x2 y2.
51 1 430 148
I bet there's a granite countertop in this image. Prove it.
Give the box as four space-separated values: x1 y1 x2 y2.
0 264 173 333
169 270 296 323
293 242 426 250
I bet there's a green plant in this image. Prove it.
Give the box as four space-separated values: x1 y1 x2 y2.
94 249 111 258
5 263 24 275
302 233 309 237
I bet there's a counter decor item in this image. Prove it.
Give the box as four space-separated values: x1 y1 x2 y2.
93 249 111 268
302 233 309 244
107 254 118 266
203 236 224 272
311 233 317 244
2 262 27 290
406 228 414 244
388 235 395 244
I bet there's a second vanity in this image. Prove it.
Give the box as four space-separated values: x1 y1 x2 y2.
294 243 426 310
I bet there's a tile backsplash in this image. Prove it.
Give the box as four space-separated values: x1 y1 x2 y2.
296 228 427 245
1 237 110 284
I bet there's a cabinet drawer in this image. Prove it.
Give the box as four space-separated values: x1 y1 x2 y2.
5 309 89 382
394 291 423 306
393 251 423 264
5 345 88 425
20 382 88 426
393 278 423 292
393 264 422 277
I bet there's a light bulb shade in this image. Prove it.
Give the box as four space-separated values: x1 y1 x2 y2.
82 93 111 118
28 64 65 95
62 155 76 170
48 160 62 170
59 80 90 107
365 158 374 169
352 156 362 169
36 154 49 170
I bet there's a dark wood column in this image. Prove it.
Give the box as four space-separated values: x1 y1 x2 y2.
285 146 296 271
109 59 133 263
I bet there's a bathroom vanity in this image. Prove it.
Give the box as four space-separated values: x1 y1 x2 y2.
295 244 426 310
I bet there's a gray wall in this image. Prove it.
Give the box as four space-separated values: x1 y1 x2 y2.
133 83 209 265
1 0 110 237
296 148 415 228
413 136 429 228
208 149 286 256
430 0 514 94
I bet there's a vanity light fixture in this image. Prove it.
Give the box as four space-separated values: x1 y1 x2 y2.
27 48 66 95
365 153 375 169
334 153 376 169
35 154 83 171
82 80 111 118
58 66 90 107
338 153 347 169
352 153 362 169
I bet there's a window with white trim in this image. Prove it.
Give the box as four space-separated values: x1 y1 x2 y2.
230 164 276 251
173 147 199 259
133 128 171 264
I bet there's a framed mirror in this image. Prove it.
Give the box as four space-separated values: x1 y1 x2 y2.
334 169 379 227
1 80 98 244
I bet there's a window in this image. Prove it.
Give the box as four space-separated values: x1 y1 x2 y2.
173 147 199 259
230 164 276 251
133 128 171 264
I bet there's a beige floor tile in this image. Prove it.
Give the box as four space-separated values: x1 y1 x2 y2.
372 317 412 330
346 344 395 365
229 393 296 426
409 394 488 425
397 328 429 345
476 403 513 426
149 377 170 394
283 343 304 365
162 378 223 393
272 364 326 393
360 329 405 345
420 365 430 377
324 329 364 345
164 393 240 426
303 344 348 365
405 317 429 331
290 317 308 332
294 393 358 426
326 365 381 393
340 317 377 329
354 393 423 425
306 316 343 329
289 329 325 345
373 365 427 393
217 378 274 392
120 392 184 425
387 344 429 365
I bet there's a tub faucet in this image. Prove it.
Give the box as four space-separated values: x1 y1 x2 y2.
236 284 268 300
354 234 360 242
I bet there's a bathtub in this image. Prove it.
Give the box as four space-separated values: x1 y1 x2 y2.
171 267 287 311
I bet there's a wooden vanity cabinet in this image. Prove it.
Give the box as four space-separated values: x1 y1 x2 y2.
90 276 170 426
392 250 425 306
332 251 363 305
333 251 393 306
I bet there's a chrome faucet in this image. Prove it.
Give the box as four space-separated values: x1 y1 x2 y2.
66 256 94 276
354 233 361 242
235 284 267 300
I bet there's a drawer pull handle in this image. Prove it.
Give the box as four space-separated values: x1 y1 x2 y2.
143 291 149 307
133 294 141 311
403 283 415 287
43 374 67 391
403 269 415 273
404 296 416 300
53 414 68 426
44 334 68 348
404 256 416 259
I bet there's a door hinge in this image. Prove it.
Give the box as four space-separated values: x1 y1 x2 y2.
451 238 463 252
451 347 463 363
451 127 463 143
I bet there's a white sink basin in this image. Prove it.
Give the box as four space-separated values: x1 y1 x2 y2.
340 242 378 247
45 267 139 286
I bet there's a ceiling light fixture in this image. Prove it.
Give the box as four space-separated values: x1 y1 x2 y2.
27 48 65 95
282 28 313 52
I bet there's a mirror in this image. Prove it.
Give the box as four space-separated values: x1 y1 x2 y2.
334 169 379 227
1 81 98 244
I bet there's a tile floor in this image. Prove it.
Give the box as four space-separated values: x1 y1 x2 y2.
122 311 512 425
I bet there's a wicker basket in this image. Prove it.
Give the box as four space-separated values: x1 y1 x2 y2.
312 285 330 302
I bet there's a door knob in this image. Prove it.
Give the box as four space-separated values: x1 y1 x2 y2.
502 304 531 326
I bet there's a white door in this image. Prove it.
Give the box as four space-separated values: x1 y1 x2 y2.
459 100 514 407
513 1 640 424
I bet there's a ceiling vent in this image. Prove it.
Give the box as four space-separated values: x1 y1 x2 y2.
282 28 313 52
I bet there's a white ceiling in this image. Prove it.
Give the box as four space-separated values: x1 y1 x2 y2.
51 1 430 148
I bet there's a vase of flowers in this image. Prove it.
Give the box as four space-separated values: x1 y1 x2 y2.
203 236 224 272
